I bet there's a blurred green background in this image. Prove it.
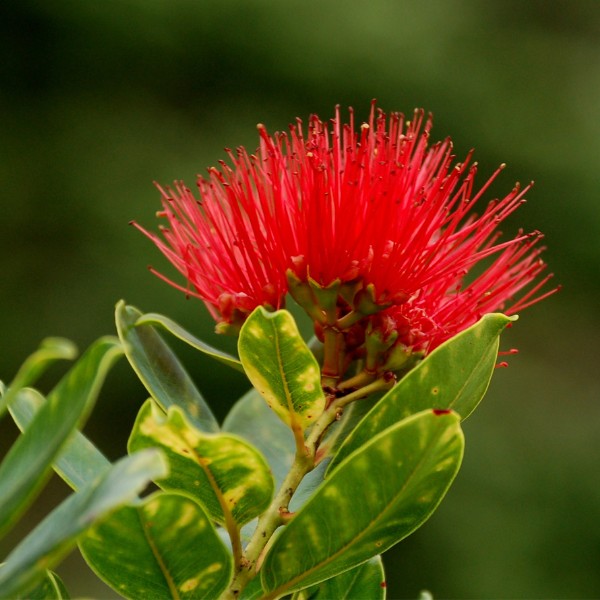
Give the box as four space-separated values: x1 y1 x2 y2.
1 0 599 598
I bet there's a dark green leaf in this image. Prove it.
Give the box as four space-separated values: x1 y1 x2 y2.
0 449 167 598
292 556 386 600
238 307 325 430
80 491 232 600
261 410 464 597
129 399 274 526
116 301 219 433
329 313 512 474
0 337 122 538
136 312 243 372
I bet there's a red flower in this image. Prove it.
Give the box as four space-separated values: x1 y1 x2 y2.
134 102 556 344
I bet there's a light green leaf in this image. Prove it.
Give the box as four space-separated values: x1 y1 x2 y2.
238 307 325 430
116 300 219 433
0 337 77 418
9 387 112 491
16 569 70 600
292 555 386 600
136 312 243 372
0 337 122 539
80 491 232 600
0 449 167 599
223 388 295 490
329 313 513 474
129 399 274 526
261 410 464 597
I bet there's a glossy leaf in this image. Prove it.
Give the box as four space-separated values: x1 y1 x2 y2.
0 337 76 418
238 307 326 429
223 388 295 490
293 555 386 600
261 410 464 597
329 313 512 473
0 337 122 538
16 570 70 600
80 491 232 600
0 449 167 598
115 300 219 433
129 399 274 526
239 576 265 600
136 312 243 372
9 387 112 491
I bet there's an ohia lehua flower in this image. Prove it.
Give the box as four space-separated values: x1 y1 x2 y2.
134 102 557 379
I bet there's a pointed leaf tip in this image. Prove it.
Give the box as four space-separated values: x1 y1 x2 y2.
115 301 219 433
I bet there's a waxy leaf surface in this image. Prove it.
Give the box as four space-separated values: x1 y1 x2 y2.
129 399 274 526
136 312 243 372
262 410 464 597
238 307 325 429
80 492 232 600
9 387 112 491
0 450 166 598
292 555 386 600
0 337 122 538
116 301 219 433
329 313 512 473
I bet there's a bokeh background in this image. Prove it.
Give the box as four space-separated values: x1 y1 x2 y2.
1 0 599 598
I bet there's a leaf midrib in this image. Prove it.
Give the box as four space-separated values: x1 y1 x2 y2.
265 418 461 598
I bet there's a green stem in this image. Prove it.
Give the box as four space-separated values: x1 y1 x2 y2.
220 376 394 599
336 369 376 392
221 444 313 599
334 377 393 410
321 326 344 390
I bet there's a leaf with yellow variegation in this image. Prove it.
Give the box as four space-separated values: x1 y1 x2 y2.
129 399 274 526
238 307 325 431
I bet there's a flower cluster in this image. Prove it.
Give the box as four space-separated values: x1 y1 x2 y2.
134 103 556 376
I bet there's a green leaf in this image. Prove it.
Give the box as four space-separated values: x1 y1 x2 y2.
0 337 122 539
136 312 243 372
238 307 326 430
116 301 219 433
238 575 265 600
0 449 167 598
0 337 77 418
80 491 232 600
16 570 70 600
292 555 386 600
329 313 513 474
261 410 464 597
9 387 112 491
223 388 295 490
129 399 274 526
